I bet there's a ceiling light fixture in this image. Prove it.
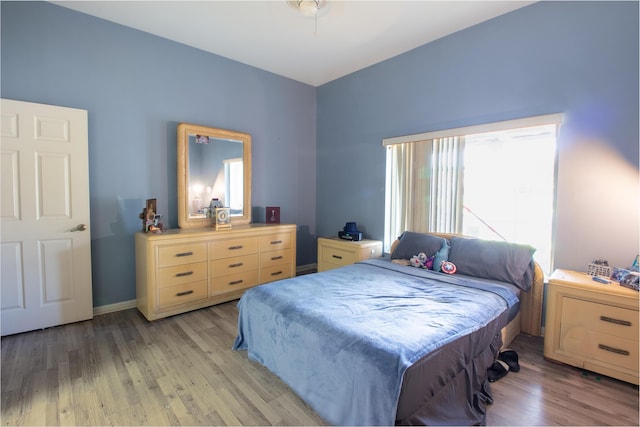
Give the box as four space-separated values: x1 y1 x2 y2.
287 0 328 35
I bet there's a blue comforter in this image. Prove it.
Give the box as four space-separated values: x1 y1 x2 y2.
232 259 519 426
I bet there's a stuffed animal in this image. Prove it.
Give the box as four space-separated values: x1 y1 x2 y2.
409 252 435 269
409 253 425 268
424 255 435 270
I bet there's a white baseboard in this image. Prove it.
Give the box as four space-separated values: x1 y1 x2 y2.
93 299 137 316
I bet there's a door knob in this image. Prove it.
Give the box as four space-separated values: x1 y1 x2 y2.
70 224 87 232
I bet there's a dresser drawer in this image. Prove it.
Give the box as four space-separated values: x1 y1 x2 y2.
259 233 292 252
158 243 207 267
157 262 207 288
321 246 356 267
211 270 258 294
158 281 207 309
209 237 258 259
560 326 639 372
210 254 258 278
261 264 293 284
260 249 292 268
561 297 638 340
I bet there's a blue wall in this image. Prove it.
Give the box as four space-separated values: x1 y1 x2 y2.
316 1 639 271
2 1 638 308
1 1 317 307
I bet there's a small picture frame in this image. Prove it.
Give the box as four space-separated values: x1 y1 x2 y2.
146 198 157 218
266 206 280 224
214 207 232 230
142 198 161 232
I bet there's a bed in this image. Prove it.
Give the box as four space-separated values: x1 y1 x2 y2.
233 232 543 425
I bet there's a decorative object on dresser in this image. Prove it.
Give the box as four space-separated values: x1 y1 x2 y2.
317 236 382 272
214 207 231 230
139 198 163 233
544 269 639 385
266 206 280 224
135 224 296 320
587 259 611 279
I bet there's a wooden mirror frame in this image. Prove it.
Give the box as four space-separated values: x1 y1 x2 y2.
177 122 252 229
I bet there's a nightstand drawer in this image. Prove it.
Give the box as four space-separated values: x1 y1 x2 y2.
561 297 638 340
157 262 207 288
321 246 356 266
158 281 207 309
317 237 383 272
561 326 639 372
158 243 207 267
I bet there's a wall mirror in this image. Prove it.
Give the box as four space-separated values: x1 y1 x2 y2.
177 122 252 229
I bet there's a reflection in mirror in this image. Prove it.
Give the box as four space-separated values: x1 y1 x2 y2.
188 135 243 217
178 123 251 229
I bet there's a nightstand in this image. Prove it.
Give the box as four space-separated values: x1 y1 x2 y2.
317 237 383 272
544 269 639 384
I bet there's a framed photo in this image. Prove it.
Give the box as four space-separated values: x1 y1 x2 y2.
215 207 232 230
146 198 157 219
267 206 280 224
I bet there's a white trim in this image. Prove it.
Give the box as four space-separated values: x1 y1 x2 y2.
382 113 564 146
93 299 137 316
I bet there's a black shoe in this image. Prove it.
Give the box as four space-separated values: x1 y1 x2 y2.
487 360 509 382
498 349 520 372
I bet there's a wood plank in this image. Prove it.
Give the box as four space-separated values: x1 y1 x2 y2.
1 302 637 426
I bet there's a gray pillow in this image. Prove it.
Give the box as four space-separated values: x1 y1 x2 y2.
448 237 535 291
391 231 450 272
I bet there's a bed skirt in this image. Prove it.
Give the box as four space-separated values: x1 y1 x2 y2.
395 314 504 425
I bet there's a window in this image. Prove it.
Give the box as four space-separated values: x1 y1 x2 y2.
224 158 243 212
383 114 561 273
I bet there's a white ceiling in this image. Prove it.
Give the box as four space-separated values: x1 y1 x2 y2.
51 1 534 87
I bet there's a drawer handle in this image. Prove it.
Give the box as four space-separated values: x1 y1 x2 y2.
176 290 194 297
598 344 630 356
175 271 193 277
271 256 283 261
271 271 283 276
270 240 282 245
175 251 193 257
229 280 243 286
600 316 632 327
229 262 243 268
332 255 343 260
229 245 243 250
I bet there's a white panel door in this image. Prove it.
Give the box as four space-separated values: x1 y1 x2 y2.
1 99 92 336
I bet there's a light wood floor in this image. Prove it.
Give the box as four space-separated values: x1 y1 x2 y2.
2 301 638 426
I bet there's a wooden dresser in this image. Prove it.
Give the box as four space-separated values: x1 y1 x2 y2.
136 224 296 320
544 269 639 384
317 236 382 272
